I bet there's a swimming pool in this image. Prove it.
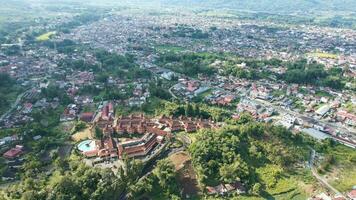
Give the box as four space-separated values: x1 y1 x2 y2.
78 140 96 152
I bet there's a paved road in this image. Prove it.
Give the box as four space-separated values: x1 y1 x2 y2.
251 98 356 148
169 85 178 99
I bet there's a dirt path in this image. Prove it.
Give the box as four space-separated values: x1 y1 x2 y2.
308 148 349 199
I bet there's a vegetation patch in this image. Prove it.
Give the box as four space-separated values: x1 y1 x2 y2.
318 144 356 192
189 119 310 196
36 31 56 41
71 127 92 142
307 52 338 59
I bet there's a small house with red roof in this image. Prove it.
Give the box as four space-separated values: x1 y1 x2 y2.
3 145 24 159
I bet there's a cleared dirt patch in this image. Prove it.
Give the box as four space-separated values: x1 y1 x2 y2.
71 127 92 142
170 152 191 170
169 152 200 198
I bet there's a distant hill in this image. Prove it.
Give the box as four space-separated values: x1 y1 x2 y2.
160 0 356 13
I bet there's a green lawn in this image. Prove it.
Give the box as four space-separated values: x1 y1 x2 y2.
155 44 186 53
324 145 356 192
36 31 56 41
307 52 338 59
315 90 332 98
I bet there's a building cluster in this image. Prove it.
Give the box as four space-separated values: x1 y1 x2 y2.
206 182 246 196
64 13 356 60
236 98 274 121
78 102 216 163
309 189 356 200
171 79 210 99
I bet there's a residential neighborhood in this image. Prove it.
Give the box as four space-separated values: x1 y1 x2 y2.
0 1 355 200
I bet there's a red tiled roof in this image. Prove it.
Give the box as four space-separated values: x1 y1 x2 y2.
348 189 356 198
80 112 94 122
3 147 23 159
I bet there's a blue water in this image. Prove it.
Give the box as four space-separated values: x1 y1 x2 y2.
78 140 96 152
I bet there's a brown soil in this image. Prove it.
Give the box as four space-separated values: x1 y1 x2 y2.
71 127 92 142
169 152 200 198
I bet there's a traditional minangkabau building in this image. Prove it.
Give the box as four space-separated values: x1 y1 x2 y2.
118 133 164 158
80 108 217 160
115 113 154 134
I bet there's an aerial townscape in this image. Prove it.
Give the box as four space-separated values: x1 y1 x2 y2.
0 0 355 200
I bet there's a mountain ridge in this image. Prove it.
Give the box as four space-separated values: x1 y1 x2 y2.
160 0 356 13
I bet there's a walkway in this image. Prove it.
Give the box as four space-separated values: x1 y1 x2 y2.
308 148 349 199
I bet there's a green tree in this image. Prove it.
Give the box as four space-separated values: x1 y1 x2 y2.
185 103 194 117
252 183 263 195
94 127 103 139
219 156 249 183
153 159 178 195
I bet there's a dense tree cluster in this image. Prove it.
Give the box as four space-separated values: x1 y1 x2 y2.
57 13 101 33
93 50 152 81
156 52 217 77
189 120 308 193
149 82 172 100
40 85 72 106
0 73 23 115
222 57 346 90
158 101 231 122
4 155 181 200
169 25 209 39
282 59 345 89
43 39 78 54
221 58 281 80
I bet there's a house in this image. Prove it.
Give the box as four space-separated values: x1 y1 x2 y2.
0 134 20 146
115 114 152 134
315 105 331 117
197 119 212 129
118 133 159 158
97 137 118 159
23 103 33 114
186 81 199 92
60 104 78 122
80 112 94 123
206 182 245 196
183 121 197 133
277 114 297 130
336 110 356 127
101 102 114 121
308 192 332 200
302 128 330 141
348 189 356 200
33 135 42 141
206 186 218 195
161 71 175 80
3 145 24 159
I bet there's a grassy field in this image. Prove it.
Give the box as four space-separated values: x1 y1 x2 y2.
315 90 332 98
323 145 356 192
155 44 186 53
36 31 56 41
71 127 92 142
307 52 338 59
257 166 319 200
344 102 356 114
